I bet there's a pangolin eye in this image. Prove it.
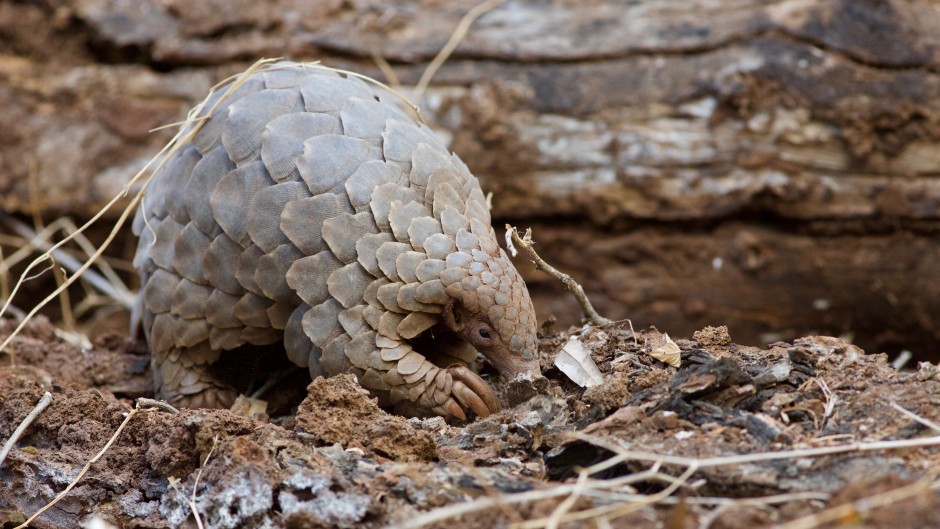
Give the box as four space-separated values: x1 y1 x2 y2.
478 329 491 339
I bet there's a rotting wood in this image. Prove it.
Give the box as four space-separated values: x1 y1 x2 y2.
2 0 940 356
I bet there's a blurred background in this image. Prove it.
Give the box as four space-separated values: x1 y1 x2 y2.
2 0 940 361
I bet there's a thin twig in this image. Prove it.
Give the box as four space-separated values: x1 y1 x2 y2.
136 398 180 414
511 426 940 529
546 471 588 529
506 225 610 326
514 465 699 529
386 441 839 529
583 490 830 508
0 299 26 320
385 470 656 529
370 50 401 89
776 476 938 529
0 391 52 468
891 402 940 433
169 434 218 529
414 0 506 99
51 265 75 332
13 398 177 529
573 431 940 470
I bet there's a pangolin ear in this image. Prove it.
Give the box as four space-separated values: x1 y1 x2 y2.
442 299 465 332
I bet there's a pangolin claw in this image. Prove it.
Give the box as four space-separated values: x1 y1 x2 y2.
449 364 501 414
432 398 467 421
453 380 491 417
422 364 499 420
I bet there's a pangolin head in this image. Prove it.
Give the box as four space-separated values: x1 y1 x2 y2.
440 229 541 380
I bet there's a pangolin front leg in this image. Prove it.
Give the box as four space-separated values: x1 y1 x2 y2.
377 339 500 420
155 344 237 409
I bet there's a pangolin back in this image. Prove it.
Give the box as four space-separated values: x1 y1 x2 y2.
133 62 539 418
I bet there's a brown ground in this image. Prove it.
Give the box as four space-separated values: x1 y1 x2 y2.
4 2 940 527
2 315 940 528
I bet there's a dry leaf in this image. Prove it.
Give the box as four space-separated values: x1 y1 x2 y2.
554 336 604 387
504 228 518 257
647 332 681 367
583 329 609 348
230 395 268 419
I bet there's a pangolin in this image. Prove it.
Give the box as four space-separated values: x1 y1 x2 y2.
132 61 540 420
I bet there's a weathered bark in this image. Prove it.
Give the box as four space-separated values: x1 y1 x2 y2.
522 221 940 356
2 0 940 356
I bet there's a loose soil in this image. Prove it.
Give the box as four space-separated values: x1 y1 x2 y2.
2 316 939 528
4 2 940 527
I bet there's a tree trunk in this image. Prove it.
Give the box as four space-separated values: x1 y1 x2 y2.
2 0 939 357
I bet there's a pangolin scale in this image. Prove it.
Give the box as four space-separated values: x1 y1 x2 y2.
133 62 540 419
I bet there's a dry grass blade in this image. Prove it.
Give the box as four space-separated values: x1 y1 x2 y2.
564 431 940 526
370 50 401 89
0 246 9 302
0 57 280 356
385 446 832 529
414 0 506 99
168 434 218 529
306 63 427 125
545 471 588 529
51 264 74 331
890 402 940 433
514 465 700 528
384 465 662 529
56 216 134 289
0 391 52 469
776 477 938 529
811 377 837 429
574 431 940 468
0 218 73 269
0 213 136 309
505 425 940 528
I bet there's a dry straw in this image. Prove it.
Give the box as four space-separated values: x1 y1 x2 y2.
387 423 940 529
0 58 284 356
